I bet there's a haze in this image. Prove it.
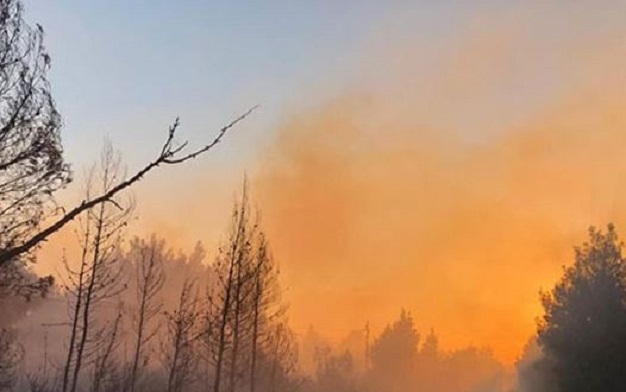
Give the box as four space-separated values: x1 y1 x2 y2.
29 0 626 366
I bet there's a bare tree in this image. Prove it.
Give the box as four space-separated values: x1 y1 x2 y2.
228 206 257 392
202 182 292 392
249 232 284 392
162 279 201 392
61 144 132 392
0 104 256 267
209 185 252 392
0 0 256 264
249 246 264 392
92 307 124 392
127 235 166 392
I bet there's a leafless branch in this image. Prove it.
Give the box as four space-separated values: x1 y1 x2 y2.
0 106 258 265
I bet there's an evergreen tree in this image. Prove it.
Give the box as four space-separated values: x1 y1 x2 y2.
538 224 626 391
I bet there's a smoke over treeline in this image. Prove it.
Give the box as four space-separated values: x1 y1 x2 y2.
1 171 517 392
2 0 626 391
3 166 299 392
253 0 626 363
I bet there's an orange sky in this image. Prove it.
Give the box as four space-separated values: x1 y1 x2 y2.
253 6 626 364
36 3 626 365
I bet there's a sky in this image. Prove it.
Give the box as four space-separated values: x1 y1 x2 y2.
27 1 626 364
26 1 489 165
27 1 392 163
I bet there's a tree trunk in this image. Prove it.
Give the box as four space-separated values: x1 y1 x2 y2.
71 202 106 392
61 227 90 392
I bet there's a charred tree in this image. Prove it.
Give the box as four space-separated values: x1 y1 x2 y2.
163 279 201 392
61 144 131 392
127 236 166 392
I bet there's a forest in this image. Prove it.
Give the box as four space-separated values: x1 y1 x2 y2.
2 1 626 391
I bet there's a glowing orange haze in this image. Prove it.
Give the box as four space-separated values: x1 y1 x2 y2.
38 4 625 365
253 6 626 364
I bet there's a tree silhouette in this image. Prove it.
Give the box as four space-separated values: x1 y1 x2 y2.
61 144 131 392
0 1 256 269
0 107 256 267
368 310 419 392
0 0 71 264
311 350 358 392
162 279 201 392
0 0 70 312
538 224 626 391
126 235 166 392
516 337 557 392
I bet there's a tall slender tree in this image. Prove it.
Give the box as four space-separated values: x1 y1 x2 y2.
62 144 131 392
92 307 124 392
210 187 250 392
163 279 201 392
127 235 166 392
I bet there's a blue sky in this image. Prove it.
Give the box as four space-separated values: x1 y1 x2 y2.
28 1 374 166
25 1 625 169
26 1 477 169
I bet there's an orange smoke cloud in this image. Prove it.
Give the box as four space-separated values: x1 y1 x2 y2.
254 4 626 364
